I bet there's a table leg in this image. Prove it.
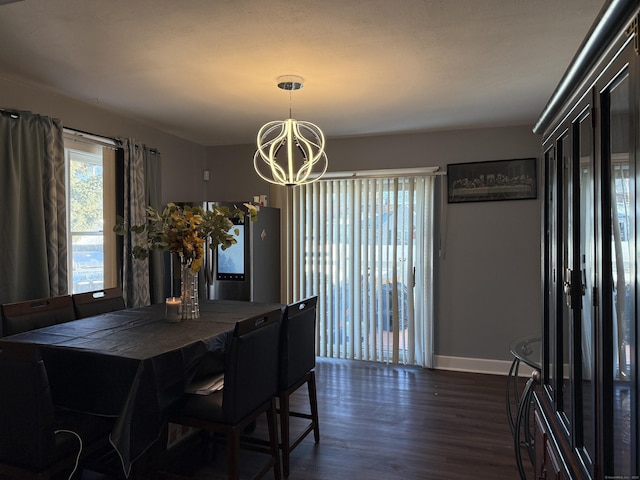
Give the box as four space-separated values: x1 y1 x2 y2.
514 372 538 480
506 357 521 435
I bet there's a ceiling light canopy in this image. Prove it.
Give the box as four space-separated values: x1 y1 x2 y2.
254 75 328 187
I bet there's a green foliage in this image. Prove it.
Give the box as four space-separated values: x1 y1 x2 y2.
70 161 103 232
114 202 258 272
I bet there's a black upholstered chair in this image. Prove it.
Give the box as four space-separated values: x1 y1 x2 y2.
72 287 126 319
1 295 76 337
170 309 282 480
0 343 113 480
278 296 320 477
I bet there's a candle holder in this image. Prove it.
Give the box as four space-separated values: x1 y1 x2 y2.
165 297 181 322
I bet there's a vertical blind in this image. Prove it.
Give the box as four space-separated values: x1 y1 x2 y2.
291 175 436 366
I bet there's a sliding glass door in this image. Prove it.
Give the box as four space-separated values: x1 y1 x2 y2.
291 175 436 366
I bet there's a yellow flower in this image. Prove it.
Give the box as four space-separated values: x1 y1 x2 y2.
191 257 203 272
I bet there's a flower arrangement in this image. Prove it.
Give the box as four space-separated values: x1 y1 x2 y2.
114 202 258 272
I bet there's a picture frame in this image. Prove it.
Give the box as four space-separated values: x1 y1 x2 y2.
447 158 537 203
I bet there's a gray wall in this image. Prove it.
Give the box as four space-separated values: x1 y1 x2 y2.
205 128 543 366
0 75 206 204
2 74 542 368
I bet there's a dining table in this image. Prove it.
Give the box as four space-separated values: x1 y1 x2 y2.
0 299 283 478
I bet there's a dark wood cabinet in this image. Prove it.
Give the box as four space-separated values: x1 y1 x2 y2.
535 408 569 480
535 1 640 478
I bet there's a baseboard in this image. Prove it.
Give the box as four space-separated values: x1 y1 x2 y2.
433 355 535 377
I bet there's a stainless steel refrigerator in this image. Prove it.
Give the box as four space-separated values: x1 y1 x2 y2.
206 202 280 303
165 202 281 303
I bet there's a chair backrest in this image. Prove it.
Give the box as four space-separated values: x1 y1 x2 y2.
222 309 281 423
0 342 58 470
72 287 126 319
279 296 318 390
1 295 76 337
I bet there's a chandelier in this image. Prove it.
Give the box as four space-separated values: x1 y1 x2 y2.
254 76 328 186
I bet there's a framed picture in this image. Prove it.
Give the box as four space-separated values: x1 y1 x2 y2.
447 158 537 203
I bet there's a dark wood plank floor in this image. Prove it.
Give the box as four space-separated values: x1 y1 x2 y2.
151 358 532 480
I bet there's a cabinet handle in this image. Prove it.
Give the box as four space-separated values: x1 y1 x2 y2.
563 268 572 307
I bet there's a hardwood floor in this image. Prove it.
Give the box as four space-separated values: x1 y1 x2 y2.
153 358 531 480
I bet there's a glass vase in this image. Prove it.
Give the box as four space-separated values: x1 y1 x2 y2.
180 260 200 320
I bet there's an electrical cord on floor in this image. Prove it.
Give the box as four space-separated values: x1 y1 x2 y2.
54 429 83 480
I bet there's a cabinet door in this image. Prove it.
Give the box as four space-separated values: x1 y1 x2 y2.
565 99 598 477
597 49 636 476
543 144 558 400
542 127 572 414
559 129 573 427
542 126 574 430
573 101 597 475
543 96 597 477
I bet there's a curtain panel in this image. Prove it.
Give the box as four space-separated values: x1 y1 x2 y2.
119 138 162 308
0 110 67 304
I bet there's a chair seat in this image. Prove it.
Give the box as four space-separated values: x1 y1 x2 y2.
178 390 225 423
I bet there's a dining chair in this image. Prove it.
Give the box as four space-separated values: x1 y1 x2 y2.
0 342 114 480
170 309 282 480
1 295 76 337
278 296 320 477
72 287 126 319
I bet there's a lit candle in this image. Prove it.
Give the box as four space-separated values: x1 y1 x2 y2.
166 297 181 322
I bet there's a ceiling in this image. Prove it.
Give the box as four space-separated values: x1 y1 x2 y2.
0 0 605 146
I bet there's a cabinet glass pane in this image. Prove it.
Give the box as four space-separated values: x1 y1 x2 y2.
578 110 595 469
608 73 633 475
544 146 557 393
560 132 572 426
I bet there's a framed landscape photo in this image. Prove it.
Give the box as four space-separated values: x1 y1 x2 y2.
447 158 537 203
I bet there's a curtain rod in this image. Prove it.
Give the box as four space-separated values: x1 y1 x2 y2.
63 127 117 146
0 108 21 118
315 166 445 181
63 129 161 155
5 115 159 155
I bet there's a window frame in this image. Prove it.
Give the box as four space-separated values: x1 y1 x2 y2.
63 132 117 293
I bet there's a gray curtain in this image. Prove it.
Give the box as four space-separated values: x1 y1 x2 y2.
0 110 67 304
145 147 163 304
119 138 162 308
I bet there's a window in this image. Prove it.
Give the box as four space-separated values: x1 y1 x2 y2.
64 133 117 293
